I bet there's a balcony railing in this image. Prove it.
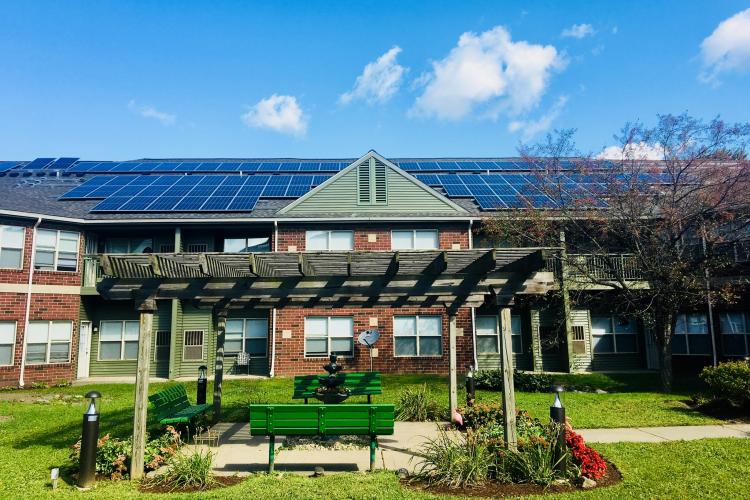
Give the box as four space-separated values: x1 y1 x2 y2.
82 255 103 288
544 253 642 281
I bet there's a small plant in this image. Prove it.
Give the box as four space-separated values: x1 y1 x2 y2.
53 380 72 388
30 381 49 389
699 361 750 409
566 429 607 480
146 449 216 491
395 384 445 421
413 428 494 488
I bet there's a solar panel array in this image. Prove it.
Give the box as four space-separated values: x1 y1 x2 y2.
60 174 332 212
22 157 56 169
68 161 353 174
0 162 21 173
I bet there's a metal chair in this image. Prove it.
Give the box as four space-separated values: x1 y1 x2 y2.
235 351 250 375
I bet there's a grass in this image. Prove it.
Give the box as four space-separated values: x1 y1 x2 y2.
0 373 737 497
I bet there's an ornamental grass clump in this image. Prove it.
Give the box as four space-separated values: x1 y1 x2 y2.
413 428 494 488
145 449 216 491
395 384 445 421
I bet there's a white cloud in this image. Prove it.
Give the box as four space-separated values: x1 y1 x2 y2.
128 99 176 126
561 23 595 39
339 46 407 105
699 8 750 84
410 26 566 120
241 94 308 136
508 95 568 141
597 142 663 160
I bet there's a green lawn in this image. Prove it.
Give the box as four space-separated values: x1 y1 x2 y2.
0 373 737 497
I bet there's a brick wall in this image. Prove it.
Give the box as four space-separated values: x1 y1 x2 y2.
277 223 471 252
0 292 80 386
271 306 474 376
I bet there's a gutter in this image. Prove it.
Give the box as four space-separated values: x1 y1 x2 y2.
468 219 478 370
269 308 277 377
18 217 42 387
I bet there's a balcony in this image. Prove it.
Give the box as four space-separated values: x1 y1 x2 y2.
544 253 642 282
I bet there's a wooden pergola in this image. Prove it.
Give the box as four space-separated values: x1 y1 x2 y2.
90 248 557 478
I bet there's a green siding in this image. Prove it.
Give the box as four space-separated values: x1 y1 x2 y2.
476 307 533 372
86 299 171 378
173 302 215 378
570 309 593 372
283 158 465 215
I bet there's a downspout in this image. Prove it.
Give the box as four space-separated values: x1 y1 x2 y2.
273 220 278 251
19 217 42 387
269 308 277 377
468 219 478 370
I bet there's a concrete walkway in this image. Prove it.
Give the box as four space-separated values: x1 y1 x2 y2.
190 421 750 476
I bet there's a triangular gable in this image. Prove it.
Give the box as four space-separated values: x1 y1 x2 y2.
279 150 467 215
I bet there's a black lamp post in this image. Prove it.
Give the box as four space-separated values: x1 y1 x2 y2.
197 365 208 405
550 385 567 473
78 391 101 489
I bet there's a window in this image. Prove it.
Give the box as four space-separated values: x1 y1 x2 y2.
224 237 271 252
391 230 439 250
0 321 16 365
719 312 750 357
154 330 170 361
225 318 268 357
591 316 638 353
475 315 522 354
394 316 442 356
34 229 79 271
105 238 152 254
0 225 24 269
99 320 139 360
183 331 204 361
304 317 354 357
25 321 72 364
673 313 711 355
305 230 354 251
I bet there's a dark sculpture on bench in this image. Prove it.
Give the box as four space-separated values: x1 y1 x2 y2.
314 354 351 404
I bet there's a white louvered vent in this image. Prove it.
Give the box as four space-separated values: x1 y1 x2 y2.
358 161 371 204
373 160 387 204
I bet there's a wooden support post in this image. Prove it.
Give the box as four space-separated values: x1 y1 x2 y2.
499 307 518 450
213 309 228 422
130 298 156 480
448 314 458 422
559 231 576 373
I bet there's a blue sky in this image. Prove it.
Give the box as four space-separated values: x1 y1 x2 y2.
1 1 749 160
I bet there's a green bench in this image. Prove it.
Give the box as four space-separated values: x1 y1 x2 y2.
148 384 212 426
292 372 382 403
249 404 395 472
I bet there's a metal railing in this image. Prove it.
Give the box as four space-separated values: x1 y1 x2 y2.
544 253 642 281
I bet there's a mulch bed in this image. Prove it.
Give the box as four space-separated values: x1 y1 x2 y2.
403 460 622 498
138 475 244 493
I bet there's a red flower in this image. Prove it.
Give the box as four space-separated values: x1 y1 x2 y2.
565 430 607 480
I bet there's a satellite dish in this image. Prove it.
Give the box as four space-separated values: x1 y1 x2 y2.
358 329 380 347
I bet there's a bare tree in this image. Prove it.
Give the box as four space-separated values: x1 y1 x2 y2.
483 114 750 391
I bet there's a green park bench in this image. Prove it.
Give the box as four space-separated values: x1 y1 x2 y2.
249 404 395 472
292 372 382 403
148 384 212 426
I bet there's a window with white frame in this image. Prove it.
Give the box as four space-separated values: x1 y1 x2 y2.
719 312 750 357
476 315 522 354
673 313 711 355
105 238 152 253
225 318 268 357
0 225 24 269
0 321 16 365
224 237 271 252
34 229 79 271
183 330 204 361
99 320 139 360
391 230 439 250
304 317 354 357
591 316 638 353
394 316 442 356
305 230 354 251
25 320 72 364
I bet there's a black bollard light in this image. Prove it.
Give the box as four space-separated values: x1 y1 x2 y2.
549 385 567 473
465 366 476 407
197 365 208 405
78 391 101 489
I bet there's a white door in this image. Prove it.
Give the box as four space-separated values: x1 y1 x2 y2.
77 321 92 378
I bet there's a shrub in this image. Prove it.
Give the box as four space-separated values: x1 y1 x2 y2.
699 361 750 409
145 449 216 491
414 428 494 488
497 432 566 485
395 384 445 421
70 426 181 480
566 430 607 479
474 370 553 392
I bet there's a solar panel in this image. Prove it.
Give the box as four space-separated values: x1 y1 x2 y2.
23 157 55 169
46 157 79 169
0 161 21 172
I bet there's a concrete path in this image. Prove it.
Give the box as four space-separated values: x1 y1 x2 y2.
189 421 750 476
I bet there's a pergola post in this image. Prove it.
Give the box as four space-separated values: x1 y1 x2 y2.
213 309 228 422
130 298 156 480
448 314 458 422
499 306 518 450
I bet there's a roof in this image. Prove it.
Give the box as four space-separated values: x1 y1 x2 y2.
0 153 631 223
